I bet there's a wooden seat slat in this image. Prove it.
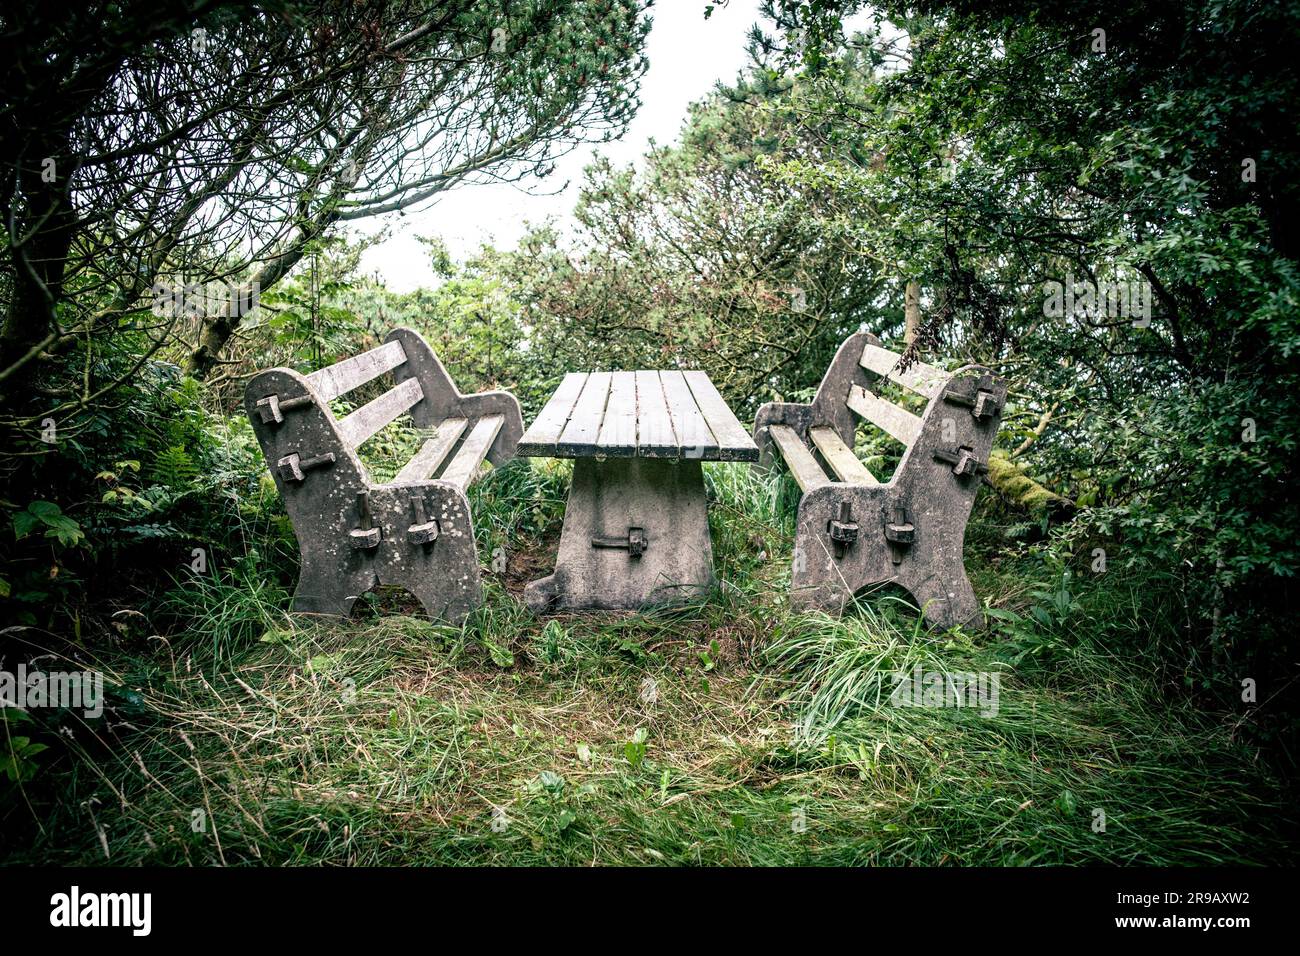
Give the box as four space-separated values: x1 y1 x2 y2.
394 417 468 483
517 372 589 456
337 377 424 449
440 415 505 488
809 426 879 485
858 343 945 399
635 370 680 457
683 371 760 461
768 424 831 492
595 371 638 456
846 383 922 446
660 370 718 459
307 340 408 402
556 372 612 457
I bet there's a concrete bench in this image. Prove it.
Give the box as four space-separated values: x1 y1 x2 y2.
753 332 1005 630
244 327 523 621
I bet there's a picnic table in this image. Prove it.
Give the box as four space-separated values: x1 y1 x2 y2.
518 369 759 611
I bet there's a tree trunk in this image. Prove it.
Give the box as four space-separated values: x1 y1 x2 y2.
0 137 78 400
986 449 1076 519
187 217 334 380
904 280 920 345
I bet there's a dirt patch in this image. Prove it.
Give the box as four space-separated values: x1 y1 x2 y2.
500 534 561 597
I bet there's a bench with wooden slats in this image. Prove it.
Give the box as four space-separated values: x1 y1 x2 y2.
244 326 523 622
753 331 1005 630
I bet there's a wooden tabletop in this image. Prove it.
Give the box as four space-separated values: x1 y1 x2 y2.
518 370 759 462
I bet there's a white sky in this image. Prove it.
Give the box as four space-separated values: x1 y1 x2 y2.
356 0 770 292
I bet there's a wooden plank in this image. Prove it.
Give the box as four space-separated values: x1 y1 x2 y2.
767 424 832 492
635 370 679 457
556 372 612 457
595 370 638 457
660 370 718 459
809 425 879 485
394 417 468 483
336 377 423 448
517 372 588 457
683 371 759 462
858 342 946 399
307 340 407 402
440 415 504 488
846 383 923 447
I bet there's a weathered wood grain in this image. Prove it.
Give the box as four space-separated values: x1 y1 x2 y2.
809 425 878 485
557 372 612 457
858 342 946 399
307 340 408 402
660 370 718 459
337 377 424 449
767 424 831 492
596 370 638 456
846 383 923 446
683 371 759 461
441 415 505 488
517 372 588 456
635 370 680 458
394 417 468 483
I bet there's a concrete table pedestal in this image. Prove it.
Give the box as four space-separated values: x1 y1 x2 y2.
525 457 713 611
519 370 758 612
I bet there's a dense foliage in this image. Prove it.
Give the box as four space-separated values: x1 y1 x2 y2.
753 0 1300 701
2 1 1298 862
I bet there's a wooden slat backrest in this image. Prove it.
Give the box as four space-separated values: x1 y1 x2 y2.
336 376 424 449
858 342 946 399
307 340 408 402
761 336 949 487
845 383 923 447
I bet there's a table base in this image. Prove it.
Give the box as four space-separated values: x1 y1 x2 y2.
525 457 714 611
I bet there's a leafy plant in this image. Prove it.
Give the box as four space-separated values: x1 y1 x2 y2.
624 727 648 769
1 710 47 784
12 501 84 548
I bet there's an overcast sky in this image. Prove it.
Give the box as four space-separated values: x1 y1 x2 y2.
355 0 770 292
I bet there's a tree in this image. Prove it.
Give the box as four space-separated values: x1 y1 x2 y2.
762 0 1300 685
481 62 890 414
0 0 651 426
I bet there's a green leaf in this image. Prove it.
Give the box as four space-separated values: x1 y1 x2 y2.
624 739 646 769
484 639 515 668
13 501 83 546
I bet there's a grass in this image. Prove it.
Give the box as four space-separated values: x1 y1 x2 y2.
1 460 1294 865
